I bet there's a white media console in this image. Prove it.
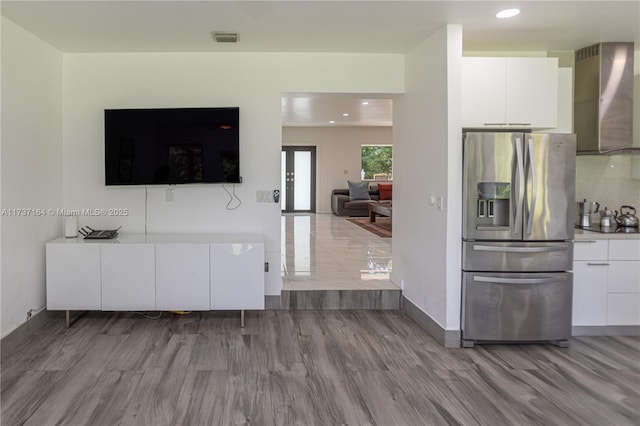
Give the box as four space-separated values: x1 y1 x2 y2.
46 233 265 327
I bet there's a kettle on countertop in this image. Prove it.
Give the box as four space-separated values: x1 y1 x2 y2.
613 205 639 228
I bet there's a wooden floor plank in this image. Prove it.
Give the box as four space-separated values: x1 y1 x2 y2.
2 310 639 426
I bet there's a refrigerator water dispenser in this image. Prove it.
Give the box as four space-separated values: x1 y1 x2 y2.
476 182 510 227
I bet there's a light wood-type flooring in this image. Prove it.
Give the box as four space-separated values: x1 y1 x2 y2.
2 310 639 426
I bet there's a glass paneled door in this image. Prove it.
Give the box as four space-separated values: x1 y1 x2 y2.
281 146 316 213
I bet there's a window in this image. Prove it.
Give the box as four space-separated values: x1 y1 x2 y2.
361 145 392 180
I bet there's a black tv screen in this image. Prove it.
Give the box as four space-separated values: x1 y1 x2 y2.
105 107 240 185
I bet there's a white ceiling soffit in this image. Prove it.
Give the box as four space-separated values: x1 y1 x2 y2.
1 1 638 53
282 93 393 127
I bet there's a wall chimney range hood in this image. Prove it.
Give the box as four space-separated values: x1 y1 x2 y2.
574 42 637 154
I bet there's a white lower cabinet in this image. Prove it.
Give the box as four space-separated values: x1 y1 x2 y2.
101 244 156 310
156 243 210 311
572 238 640 328
572 261 608 326
46 243 101 310
211 243 265 310
608 261 640 293
607 294 640 325
46 234 264 313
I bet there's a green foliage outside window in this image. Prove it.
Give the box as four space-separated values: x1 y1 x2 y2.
361 145 392 179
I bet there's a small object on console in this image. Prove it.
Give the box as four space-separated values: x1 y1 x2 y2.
79 226 121 239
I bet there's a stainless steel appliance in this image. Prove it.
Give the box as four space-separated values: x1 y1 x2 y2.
574 42 637 154
599 207 613 228
576 199 600 228
613 205 639 228
579 223 640 234
461 132 576 347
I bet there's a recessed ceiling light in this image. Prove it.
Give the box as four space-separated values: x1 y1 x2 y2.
362 101 369 105
329 120 336 124
496 8 520 19
342 113 350 117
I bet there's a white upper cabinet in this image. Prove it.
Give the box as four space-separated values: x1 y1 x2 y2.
462 57 559 129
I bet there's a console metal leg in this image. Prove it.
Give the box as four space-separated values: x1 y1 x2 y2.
65 310 70 329
241 310 245 328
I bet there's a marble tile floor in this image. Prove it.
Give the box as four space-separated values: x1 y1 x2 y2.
281 213 398 291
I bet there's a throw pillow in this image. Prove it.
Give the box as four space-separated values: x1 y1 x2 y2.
378 183 392 200
348 180 370 200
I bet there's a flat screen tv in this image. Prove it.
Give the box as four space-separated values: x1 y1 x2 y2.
105 107 240 185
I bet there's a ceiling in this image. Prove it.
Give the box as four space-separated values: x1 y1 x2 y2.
2 1 638 126
2 1 638 53
282 94 393 127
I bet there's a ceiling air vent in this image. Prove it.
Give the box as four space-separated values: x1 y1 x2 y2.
212 32 239 43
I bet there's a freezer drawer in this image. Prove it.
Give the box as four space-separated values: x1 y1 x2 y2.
462 272 572 343
462 241 572 272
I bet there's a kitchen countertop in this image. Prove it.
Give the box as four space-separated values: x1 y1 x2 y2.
574 228 640 240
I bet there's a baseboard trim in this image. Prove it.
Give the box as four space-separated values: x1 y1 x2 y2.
402 296 460 348
572 325 640 336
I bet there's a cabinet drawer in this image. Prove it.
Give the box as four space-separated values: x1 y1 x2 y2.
608 261 640 293
573 240 608 260
609 240 640 261
607 294 640 325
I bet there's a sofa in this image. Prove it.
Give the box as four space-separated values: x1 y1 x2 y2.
331 182 393 216
331 187 379 216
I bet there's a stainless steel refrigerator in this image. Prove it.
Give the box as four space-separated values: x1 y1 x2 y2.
461 132 576 347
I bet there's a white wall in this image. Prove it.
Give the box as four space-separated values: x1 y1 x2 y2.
62 52 403 296
1 18 63 337
282 126 393 213
392 25 463 333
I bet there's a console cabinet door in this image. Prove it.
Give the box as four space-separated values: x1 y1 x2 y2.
101 244 155 310
156 243 210 310
210 243 264 309
46 243 101 310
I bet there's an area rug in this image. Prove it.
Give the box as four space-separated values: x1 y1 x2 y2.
347 217 392 238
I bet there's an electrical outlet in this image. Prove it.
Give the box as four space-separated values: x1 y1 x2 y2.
166 188 175 202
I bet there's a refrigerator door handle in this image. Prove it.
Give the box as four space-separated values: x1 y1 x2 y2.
473 276 562 285
472 244 567 253
513 137 524 235
526 138 537 236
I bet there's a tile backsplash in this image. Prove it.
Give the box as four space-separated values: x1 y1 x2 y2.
575 155 640 219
